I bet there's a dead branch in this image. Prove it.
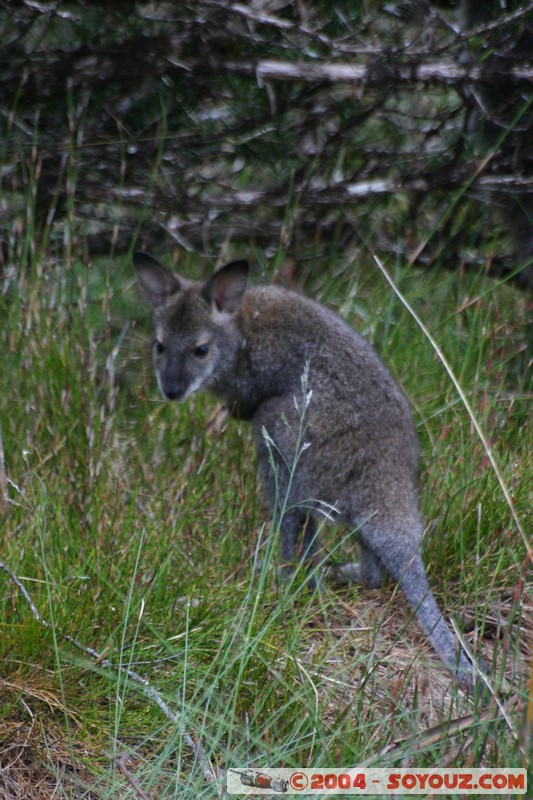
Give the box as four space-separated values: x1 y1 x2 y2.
5 47 532 96
0 559 44 623
114 753 152 800
126 173 532 214
368 692 523 764
250 58 533 87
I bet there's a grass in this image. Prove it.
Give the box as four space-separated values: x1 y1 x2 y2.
1 171 531 796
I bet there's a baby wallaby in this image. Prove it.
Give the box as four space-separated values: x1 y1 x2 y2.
133 251 478 687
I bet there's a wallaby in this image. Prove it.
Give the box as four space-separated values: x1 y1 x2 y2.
133 251 480 687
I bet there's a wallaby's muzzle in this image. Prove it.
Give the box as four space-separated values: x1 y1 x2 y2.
157 373 187 402
162 388 182 401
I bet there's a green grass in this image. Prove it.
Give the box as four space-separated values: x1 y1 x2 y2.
1 202 531 795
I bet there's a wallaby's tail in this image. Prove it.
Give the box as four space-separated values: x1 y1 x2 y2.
363 527 480 687
397 552 476 685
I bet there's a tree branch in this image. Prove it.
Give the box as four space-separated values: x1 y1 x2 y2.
129 173 531 214
249 59 533 86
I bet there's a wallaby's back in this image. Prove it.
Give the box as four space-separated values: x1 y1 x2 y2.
223 285 420 524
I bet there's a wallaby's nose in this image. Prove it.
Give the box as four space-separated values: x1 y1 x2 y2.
160 373 184 400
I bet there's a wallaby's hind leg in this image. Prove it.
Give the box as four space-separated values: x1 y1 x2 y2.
278 509 318 583
364 529 476 686
332 543 385 588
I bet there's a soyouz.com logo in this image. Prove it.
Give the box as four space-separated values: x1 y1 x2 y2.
227 768 527 795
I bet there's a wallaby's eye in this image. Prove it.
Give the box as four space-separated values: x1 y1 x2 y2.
194 343 210 359
154 339 165 355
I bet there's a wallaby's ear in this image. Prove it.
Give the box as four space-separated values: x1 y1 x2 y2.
203 260 249 314
133 252 182 308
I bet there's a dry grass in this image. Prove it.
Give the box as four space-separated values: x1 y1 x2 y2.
0 715 100 800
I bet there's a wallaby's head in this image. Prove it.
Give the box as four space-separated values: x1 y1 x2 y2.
133 252 249 401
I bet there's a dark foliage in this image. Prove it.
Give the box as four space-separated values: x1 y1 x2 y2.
0 0 531 284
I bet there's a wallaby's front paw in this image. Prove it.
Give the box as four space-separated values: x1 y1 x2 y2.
277 564 322 592
324 562 363 586
276 564 294 584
